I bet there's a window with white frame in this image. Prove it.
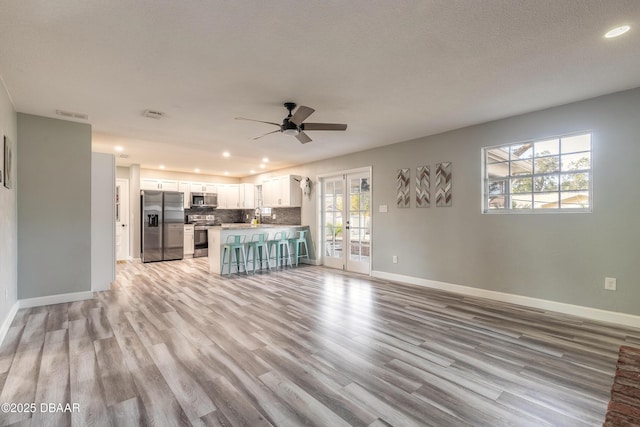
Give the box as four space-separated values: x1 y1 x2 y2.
483 132 592 212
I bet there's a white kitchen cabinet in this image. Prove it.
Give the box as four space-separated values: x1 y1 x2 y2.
190 182 217 193
178 181 191 208
184 224 194 257
141 178 179 191
261 175 302 207
262 178 278 207
239 183 255 209
218 184 240 209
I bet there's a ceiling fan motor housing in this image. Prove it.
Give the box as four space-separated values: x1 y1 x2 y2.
282 118 299 135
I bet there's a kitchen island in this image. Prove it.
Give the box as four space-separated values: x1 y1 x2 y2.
208 224 315 274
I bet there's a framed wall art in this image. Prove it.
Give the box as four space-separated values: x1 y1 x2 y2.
396 168 410 208
435 162 452 207
3 135 11 189
416 165 430 208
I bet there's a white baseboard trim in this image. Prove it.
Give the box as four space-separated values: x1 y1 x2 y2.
301 258 321 266
18 291 94 309
371 270 640 329
0 301 20 346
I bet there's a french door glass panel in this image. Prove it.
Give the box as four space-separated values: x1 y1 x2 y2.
322 170 370 274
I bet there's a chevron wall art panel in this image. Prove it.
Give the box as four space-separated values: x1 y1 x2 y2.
416 165 430 208
435 162 452 207
397 168 410 208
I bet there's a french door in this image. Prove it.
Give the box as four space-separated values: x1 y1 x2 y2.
322 169 371 274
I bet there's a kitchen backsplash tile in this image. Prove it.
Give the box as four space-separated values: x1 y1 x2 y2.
245 207 301 225
184 207 300 225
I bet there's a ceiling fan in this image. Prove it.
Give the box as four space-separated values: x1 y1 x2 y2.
235 102 347 144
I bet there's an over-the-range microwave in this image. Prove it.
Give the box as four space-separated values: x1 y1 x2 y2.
190 192 218 208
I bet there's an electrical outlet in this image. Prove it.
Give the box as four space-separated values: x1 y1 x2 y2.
392 255 398 264
605 277 617 291
246 214 249 219
272 214 276 220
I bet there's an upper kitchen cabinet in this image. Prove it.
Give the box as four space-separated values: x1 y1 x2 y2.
178 181 191 208
217 184 240 209
262 175 302 207
141 178 179 191
190 182 217 193
239 183 255 209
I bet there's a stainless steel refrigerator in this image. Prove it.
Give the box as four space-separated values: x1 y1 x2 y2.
141 190 184 262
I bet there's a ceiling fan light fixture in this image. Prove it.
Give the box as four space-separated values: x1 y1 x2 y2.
283 128 299 136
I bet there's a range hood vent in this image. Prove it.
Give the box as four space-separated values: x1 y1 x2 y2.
56 109 88 120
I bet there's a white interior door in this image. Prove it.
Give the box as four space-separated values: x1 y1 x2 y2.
322 169 371 274
116 178 130 261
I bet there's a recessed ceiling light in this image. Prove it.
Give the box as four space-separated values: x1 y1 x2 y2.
223 151 230 158
605 25 631 38
250 169 256 174
195 168 200 173
262 157 269 163
224 171 229 176
159 165 165 170
115 146 124 152
260 164 266 169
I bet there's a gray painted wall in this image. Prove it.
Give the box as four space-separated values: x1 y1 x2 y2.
244 87 640 316
0 82 17 324
17 114 92 299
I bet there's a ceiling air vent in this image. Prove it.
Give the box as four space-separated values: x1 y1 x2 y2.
143 109 165 119
118 153 129 159
56 109 88 120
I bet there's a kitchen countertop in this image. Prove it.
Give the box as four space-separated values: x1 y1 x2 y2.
219 223 304 230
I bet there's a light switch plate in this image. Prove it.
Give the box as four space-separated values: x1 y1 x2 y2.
605 277 617 291
379 205 388 213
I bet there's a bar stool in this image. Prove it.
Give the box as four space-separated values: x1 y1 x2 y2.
267 231 292 270
289 230 309 266
221 235 248 276
246 233 271 273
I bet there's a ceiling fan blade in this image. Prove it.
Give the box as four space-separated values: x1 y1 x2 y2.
289 106 315 126
235 117 281 127
301 123 347 131
296 131 312 144
253 130 281 140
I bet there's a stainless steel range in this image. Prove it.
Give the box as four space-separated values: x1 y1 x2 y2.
187 214 216 258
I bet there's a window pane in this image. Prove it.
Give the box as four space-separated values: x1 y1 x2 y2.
486 147 510 163
534 138 559 157
488 179 507 196
534 156 559 173
510 159 533 176
560 191 589 209
511 194 532 209
561 173 589 191
487 195 507 209
561 133 591 154
534 174 558 192
511 177 532 193
510 143 533 160
487 162 509 178
561 152 590 171
534 192 560 209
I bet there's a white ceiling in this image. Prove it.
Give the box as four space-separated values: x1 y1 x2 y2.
1 1 639 178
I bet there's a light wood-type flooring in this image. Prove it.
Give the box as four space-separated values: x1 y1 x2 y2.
0 258 639 426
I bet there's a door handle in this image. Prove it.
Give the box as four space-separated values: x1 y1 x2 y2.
122 224 127 227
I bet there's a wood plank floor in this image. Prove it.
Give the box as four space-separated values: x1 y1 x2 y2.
0 258 638 426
